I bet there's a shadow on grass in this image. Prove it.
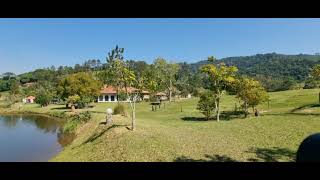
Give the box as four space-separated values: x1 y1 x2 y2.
246 147 296 162
51 107 70 110
181 117 209 121
291 103 320 113
88 111 106 114
174 154 238 162
265 112 320 117
181 111 245 121
81 124 127 145
220 111 246 121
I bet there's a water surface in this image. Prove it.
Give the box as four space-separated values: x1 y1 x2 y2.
0 114 74 162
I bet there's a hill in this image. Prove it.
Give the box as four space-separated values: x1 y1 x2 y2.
191 53 320 91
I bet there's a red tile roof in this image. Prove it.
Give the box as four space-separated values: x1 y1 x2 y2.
27 96 36 100
100 85 149 94
100 86 117 94
156 92 166 96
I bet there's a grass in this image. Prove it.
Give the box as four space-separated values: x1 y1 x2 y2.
1 89 320 162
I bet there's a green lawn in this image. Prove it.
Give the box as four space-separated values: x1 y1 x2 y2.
1 89 320 162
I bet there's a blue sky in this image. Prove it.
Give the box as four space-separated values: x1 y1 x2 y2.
1 18 320 74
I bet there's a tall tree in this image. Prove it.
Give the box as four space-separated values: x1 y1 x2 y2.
311 64 320 103
57 72 101 110
2 72 16 80
235 77 269 117
200 56 238 121
153 58 180 102
102 46 139 130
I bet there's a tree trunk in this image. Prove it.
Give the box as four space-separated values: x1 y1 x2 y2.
319 91 320 104
216 98 220 122
214 98 218 116
254 108 259 117
131 102 136 130
244 102 248 118
169 79 172 102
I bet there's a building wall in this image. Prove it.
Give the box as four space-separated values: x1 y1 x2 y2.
98 93 151 102
97 94 118 102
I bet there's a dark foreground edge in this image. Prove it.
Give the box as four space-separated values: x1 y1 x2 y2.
0 162 319 178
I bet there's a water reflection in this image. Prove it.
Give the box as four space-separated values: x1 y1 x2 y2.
0 115 74 147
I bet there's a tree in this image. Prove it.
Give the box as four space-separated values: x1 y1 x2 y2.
99 45 127 96
66 95 81 112
200 57 238 121
235 77 269 117
103 46 142 130
35 87 53 107
197 91 216 120
9 80 20 97
176 62 192 97
2 72 16 80
57 72 101 109
311 64 320 103
153 58 180 102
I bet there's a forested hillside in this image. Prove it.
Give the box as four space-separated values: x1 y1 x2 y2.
191 53 320 91
1 53 320 93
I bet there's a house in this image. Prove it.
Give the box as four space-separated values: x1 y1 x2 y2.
97 85 150 103
22 96 36 104
155 92 167 101
22 82 36 88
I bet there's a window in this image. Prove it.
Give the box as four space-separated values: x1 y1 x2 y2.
99 96 103 101
105 95 109 102
111 95 115 101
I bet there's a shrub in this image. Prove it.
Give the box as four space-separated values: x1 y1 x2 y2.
197 91 216 120
77 96 92 109
117 91 128 101
62 111 92 133
35 88 53 107
71 111 92 123
49 111 67 119
113 103 127 116
62 120 79 133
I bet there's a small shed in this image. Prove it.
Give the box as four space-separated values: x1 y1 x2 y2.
23 96 36 104
155 92 167 101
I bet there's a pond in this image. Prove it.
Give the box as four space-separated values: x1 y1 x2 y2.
0 114 74 162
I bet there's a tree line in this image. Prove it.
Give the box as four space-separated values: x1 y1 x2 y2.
2 48 320 125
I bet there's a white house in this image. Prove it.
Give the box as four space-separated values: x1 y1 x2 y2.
98 86 118 102
22 96 36 104
97 85 150 103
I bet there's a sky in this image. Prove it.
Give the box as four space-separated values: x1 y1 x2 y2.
1 18 320 75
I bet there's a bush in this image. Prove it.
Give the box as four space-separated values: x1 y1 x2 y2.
62 120 79 133
197 91 216 120
77 96 92 109
71 111 92 123
35 88 53 107
49 111 67 119
117 91 128 101
62 111 92 133
304 78 320 89
113 103 127 116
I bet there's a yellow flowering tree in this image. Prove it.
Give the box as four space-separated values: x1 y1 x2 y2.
200 56 238 121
